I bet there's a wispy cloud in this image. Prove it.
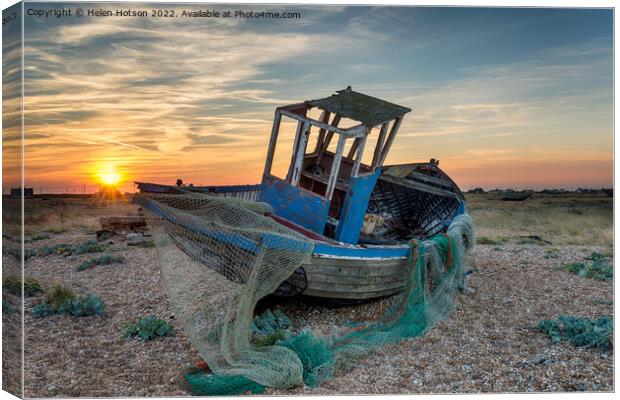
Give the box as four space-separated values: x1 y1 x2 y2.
7 5 612 191
387 41 612 183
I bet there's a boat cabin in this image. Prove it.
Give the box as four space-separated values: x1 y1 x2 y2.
259 87 462 245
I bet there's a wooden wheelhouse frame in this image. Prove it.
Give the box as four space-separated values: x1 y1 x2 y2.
262 88 410 202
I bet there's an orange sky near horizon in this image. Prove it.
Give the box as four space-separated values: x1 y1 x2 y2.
1 5 613 194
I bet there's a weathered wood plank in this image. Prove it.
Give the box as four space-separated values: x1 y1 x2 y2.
347 138 360 159
286 120 305 182
263 110 282 177
305 272 406 286
371 122 389 169
326 134 347 200
308 260 406 275
303 261 405 278
314 110 331 153
379 174 458 199
310 254 406 266
305 279 405 294
99 216 146 231
406 171 456 189
378 116 402 166
317 114 341 164
290 121 311 186
280 109 349 136
351 133 367 177
302 286 403 300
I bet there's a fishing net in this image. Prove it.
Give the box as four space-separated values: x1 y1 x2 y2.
135 191 474 395
135 192 314 390
330 214 472 371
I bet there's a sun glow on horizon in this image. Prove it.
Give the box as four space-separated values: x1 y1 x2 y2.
98 170 122 186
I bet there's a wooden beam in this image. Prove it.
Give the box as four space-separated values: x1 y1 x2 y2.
278 103 309 118
378 117 403 167
279 102 308 112
314 110 331 153
379 174 458 199
344 124 369 138
347 138 360 159
406 171 455 189
371 122 389 169
263 110 282 177
290 121 310 187
326 134 347 200
286 120 304 182
280 110 347 136
351 132 368 177
317 114 341 165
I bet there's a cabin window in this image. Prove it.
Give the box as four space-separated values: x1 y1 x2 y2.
361 126 381 167
306 130 320 157
269 117 298 180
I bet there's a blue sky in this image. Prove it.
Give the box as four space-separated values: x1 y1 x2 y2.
3 4 613 191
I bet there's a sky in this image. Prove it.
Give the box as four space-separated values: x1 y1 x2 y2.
2 3 614 192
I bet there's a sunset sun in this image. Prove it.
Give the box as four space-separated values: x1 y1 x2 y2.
98 171 122 186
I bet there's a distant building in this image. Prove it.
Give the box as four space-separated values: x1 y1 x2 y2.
10 187 34 197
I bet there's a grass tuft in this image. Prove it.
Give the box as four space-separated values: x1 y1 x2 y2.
476 236 500 245
25 233 52 242
77 254 125 272
517 235 550 245
135 240 156 248
3 276 43 297
560 252 612 281
585 251 613 263
39 240 105 257
538 316 613 350
544 248 560 259
3 299 15 314
123 316 173 340
47 285 77 309
72 240 106 255
2 247 38 261
33 286 105 318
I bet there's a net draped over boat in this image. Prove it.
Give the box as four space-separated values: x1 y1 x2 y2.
134 192 474 394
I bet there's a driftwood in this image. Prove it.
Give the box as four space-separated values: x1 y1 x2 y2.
100 216 146 231
97 216 147 240
518 235 552 245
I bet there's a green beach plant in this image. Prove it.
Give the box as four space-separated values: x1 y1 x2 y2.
123 316 173 340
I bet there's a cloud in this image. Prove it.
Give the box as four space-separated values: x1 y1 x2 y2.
19 5 380 191
13 6 613 191
186 133 239 146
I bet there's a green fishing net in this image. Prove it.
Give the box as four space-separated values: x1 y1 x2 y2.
135 192 474 395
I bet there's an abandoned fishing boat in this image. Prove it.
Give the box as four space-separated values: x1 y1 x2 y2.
137 87 469 301
501 190 533 201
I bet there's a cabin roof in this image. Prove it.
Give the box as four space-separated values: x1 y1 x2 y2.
306 87 411 127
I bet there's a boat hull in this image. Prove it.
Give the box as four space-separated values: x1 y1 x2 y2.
135 180 463 302
300 254 407 300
